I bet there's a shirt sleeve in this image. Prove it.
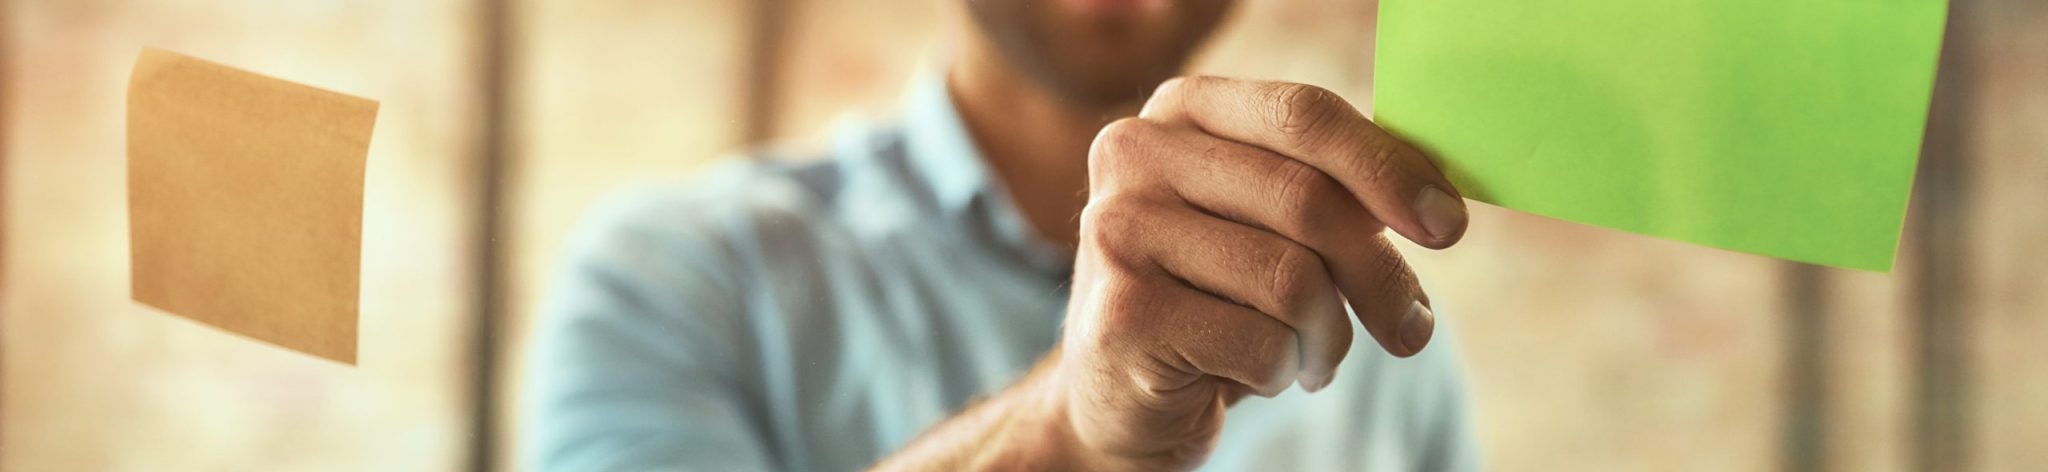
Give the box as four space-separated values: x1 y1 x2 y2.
520 188 777 472
1390 319 1484 472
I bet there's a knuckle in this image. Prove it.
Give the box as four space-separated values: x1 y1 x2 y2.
1264 244 1329 315
1090 117 1158 169
1096 279 1164 335
1079 199 1130 244
1365 237 1418 297
1266 160 1342 241
1080 197 1154 268
1088 119 1171 192
1353 137 1408 188
1269 82 1342 143
1249 331 1302 391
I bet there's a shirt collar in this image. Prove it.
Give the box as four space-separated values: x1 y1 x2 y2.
898 69 1075 276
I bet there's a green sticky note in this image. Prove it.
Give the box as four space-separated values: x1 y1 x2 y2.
1374 0 1947 271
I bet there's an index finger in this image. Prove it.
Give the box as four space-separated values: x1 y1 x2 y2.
1139 76 1469 249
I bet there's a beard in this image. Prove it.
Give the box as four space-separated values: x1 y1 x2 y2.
963 0 1235 109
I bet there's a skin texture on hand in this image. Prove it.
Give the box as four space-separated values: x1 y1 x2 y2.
875 76 1469 471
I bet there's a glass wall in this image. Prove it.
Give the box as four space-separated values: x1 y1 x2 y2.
4 0 2042 470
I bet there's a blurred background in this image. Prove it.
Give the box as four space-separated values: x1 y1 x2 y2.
1 0 2042 470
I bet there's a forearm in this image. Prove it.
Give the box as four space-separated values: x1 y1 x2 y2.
868 349 1095 472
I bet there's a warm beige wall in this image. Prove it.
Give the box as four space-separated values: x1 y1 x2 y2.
770 0 946 144
0 0 478 470
1957 3 2048 469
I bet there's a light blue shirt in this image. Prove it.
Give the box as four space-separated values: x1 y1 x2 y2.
522 71 1480 471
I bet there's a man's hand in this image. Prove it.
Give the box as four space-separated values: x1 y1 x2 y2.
871 76 1468 471
1050 76 1469 470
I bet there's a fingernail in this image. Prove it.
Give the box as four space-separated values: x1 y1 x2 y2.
1413 186 1467 242
1398 301 1436 356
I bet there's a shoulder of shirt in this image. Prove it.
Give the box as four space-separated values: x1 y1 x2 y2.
562 119 925 268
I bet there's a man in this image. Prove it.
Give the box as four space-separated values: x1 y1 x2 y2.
524 0 1479 470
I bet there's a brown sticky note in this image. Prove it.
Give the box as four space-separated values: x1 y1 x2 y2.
127 48 377 363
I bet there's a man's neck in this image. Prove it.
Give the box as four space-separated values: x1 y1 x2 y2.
947 50 1138 249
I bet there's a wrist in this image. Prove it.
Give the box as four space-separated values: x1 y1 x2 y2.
973 359 1110 471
